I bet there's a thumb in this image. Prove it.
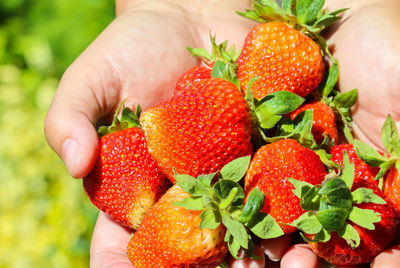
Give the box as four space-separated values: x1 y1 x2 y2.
44 56 116 178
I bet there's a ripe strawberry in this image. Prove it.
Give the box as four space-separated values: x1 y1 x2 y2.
352 115 400 215
244 139 327 233
127 185 228 267
236 1 345 99
290 101 338 144
383 168 400 215
140 77 253 183
174 65 212 95
330 144 380 186
83 106 169 229
237 21 325 99
288 151 398 266
307 179 398 266
175 34 239 95
127 156 284 267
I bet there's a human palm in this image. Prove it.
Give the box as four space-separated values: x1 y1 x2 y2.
44 0 400 267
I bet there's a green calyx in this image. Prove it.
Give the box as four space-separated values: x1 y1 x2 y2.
172 156 284 259
187 33 240 66
187 34 240 88
352 115 400 187
238 0 347 56
319 60 358 130
97 101 142 137
288 152 385 248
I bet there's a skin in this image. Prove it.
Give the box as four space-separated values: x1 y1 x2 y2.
44 0 400 267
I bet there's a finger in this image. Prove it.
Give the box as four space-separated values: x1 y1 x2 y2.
258 234 292 261
280 243 321 268
227 244 265 268
44 23 123 178
90 212 133 268
371 244 400 268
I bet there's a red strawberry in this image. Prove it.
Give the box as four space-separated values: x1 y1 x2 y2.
83 106 169 229
175 34 239 95
289 152 398 266
236 1 345 99
127 157 284 267
237 21 325 99
140 77 253 183
127 185 228 267
290 101 338 144
330 144 380 186
383 168 400 215
174 65 212 95
244 139 327 233
352 115 400 215
308 180 397 266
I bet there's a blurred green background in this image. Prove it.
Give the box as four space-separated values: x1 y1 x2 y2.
0 0 114 267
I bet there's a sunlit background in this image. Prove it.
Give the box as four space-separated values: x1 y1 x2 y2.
0 0 114 266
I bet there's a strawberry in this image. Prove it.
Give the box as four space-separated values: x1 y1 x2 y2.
174 65 212 95
237 20 324 99
244 139 327 233
352 115 400 215
175 34 240 95
330 144 380 186
383 168 400 215
127 184 228 267
236 0 345 99
127 156 284 267
290 101 338 144
140 77 253 183
83 105 169 229
289 153 398 266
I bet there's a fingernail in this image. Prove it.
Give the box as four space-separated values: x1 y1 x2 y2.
62 138 80 175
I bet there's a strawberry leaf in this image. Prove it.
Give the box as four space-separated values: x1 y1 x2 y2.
198 172 218 187
220 155 251 182
246 213 284 239
313 228 331 242
296 0 325 24
314 149 338 169
381 115 400 157
211 60 240 89
353 139 387 166
222 212 249 249
351 187 386 205
200 208 221 230
319 178 352 209
240 187 264 223
224 231 242 259
282 0 295 15
339 223 360 248
322 59 339 97
175 173 209 197
213 180 244 208
376 160 394 180
316 207 349 232
255 90 305 129
186 47 212 61
174 174 198 194
334 89 358 108
341 152 355 188
173 197 203 211
287 177 314 199
348 207 381 230
292 212 323 234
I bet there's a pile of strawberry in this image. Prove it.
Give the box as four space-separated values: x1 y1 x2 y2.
82 0 400 267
